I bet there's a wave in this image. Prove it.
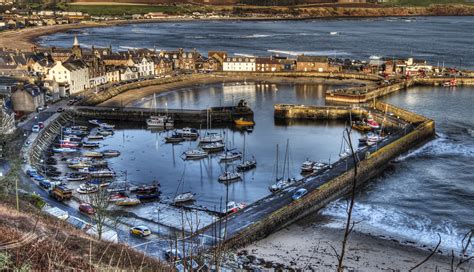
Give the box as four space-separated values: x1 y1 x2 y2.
321 201 469 254
119 46 138 50
242 34 272 38
267 49 351 56
234 53 255 57
395 134 474 162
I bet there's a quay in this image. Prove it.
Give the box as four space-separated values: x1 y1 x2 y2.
72 102 254 125
192 101 435 248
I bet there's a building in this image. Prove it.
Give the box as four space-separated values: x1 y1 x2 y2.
296 55 329 72
256 57 282 72
406 58 433 75
127 56 154 77
223 56 256 72
106 66 120 83
11 84 44 113
152 57 173 75
118 66 138 81
0 98 15 135
47 59 90 95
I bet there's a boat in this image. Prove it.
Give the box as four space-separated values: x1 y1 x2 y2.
66 173 89 182
175 127 199 139
87 135 104 141
99 122 115 129
351 121 372 132
52 147 77 153
367 120 380 129
89 179 110 188
68 162 91 169
443 79 457 87
136 192 160 200
269 178 297 193
70 126 88 131
173 192 196 204
102 150 121 157
134 184 159 194
182 149 208 160
115 198 141 206
234 118 255 126
98 129 114 136
82 142 100 148
201 142 225 152
300 160 315 172
199 132 223 144
165 132 185 143
58 142 79 148
237 132 257 172
218 171 241 182
223 201 246 214
219 150 242 162
88 169 115 178
76 183 98 194
109 192 128 202
83 151 104 158
147 115 174 128
269 140 296 193
312 162 329 173
339 149 352 159
89 119 102 126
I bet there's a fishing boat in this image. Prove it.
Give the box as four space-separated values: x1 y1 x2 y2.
58 141 80 148
66 173 89 182
234 118 255 126
201 142 225 152
76 183 98 194
102 150 121 157
175 127 199 139
223 201 246 214
300 160 315 172
182 149 208 160
147 115 174 128
173 192 196 204
87 135 104 141
352 121 372 132
115 198 141 206
218 171 241 182
82 142 100 148
52 147 77 153
199 132 223 144
83 151 104 158
165 132 185 143
219 150 242 162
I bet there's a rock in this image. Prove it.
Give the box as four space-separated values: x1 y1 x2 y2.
257 258 265 265
247 255 256 263
264 261 273 268
238 249 248 256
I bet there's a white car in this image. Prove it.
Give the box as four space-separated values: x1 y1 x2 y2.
32 125 40 133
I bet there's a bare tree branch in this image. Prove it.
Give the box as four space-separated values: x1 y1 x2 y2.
409 233 442 272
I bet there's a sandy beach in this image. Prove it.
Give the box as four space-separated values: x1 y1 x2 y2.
239 214 468 271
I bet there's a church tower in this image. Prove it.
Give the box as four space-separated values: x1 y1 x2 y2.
71 34 82 59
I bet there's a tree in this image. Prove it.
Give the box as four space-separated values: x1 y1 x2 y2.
85 187 111 240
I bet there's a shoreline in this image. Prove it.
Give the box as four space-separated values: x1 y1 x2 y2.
1 7 474 51
238 214 465 271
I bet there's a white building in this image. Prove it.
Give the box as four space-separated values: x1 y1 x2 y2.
127 57 154 77
118 66 138 81
223 57 256 72
47 59 89 95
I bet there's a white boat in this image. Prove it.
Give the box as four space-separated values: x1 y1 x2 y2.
52 147 77 153
269 140 296 193
339 149 352 159
89 169 115 178
146 115 174 128
218 171 241 182
201 142 225 152
236 133 256 172
76 183 98 194
312 162 328 172
300 160 315 172
173 192 196 204
102 149 121 157
99 122 115 129
269 178 297 193
219 150 242 162
199 132 223 144
182 149 208 160
175 127 199 138
222 201 246 214
88 119 101 126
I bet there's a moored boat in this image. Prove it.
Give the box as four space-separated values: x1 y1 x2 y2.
236 159 257 171
102 149 121 157
219 150 242 162
234 118 255 126
165 132 185 143
182 149 208 160
82 142 100 148
173 192 196 204
83 151 104 158
199 132 223 144
201 142 225 152
218 171 241 183
76 183 98 194
115 198 141 206
87 135 104 141
352 121 372 132
66 173 89 182
53 147 78 153
300 160 315 172
136 192 160 201
175 127 199 139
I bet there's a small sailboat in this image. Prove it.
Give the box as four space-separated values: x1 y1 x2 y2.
147 94 174 129
199 132 223 144
219 149 242 162
201 142 225 152
165 132 184 143
218 171 241 183
174 192 196 204
237 133 256 172
66 173 89 182
269 140 296 193
182 149 208 160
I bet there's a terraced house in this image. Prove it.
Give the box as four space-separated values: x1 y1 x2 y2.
47 59 89 95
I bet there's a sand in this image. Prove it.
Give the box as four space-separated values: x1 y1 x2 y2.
240 215 470 271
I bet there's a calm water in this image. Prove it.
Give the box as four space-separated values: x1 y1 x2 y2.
102 82 360 210
39 16 474 69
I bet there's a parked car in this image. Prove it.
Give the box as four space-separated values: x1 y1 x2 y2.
26 169 38 177
292 188 308 200
129 226 151 237
36 106 46 112
165 249 183 262
79 203 95 215
32 125 40 133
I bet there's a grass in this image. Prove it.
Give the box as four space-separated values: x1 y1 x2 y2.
382 0 473 7
62 4 206 16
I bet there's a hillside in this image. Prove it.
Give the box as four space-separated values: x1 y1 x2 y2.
0 198 171 271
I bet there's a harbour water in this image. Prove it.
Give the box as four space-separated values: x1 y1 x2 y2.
40 16 474 253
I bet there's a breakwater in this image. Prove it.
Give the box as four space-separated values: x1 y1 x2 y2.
220 101 435 249
72 104 253 125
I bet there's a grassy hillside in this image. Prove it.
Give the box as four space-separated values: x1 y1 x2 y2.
62 4 215 16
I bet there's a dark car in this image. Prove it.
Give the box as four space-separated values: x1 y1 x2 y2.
57 107 64 113
79 203 95 215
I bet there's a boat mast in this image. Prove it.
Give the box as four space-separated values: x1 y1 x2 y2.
242 133 246 163
275 144 279 181
282 139 289 179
